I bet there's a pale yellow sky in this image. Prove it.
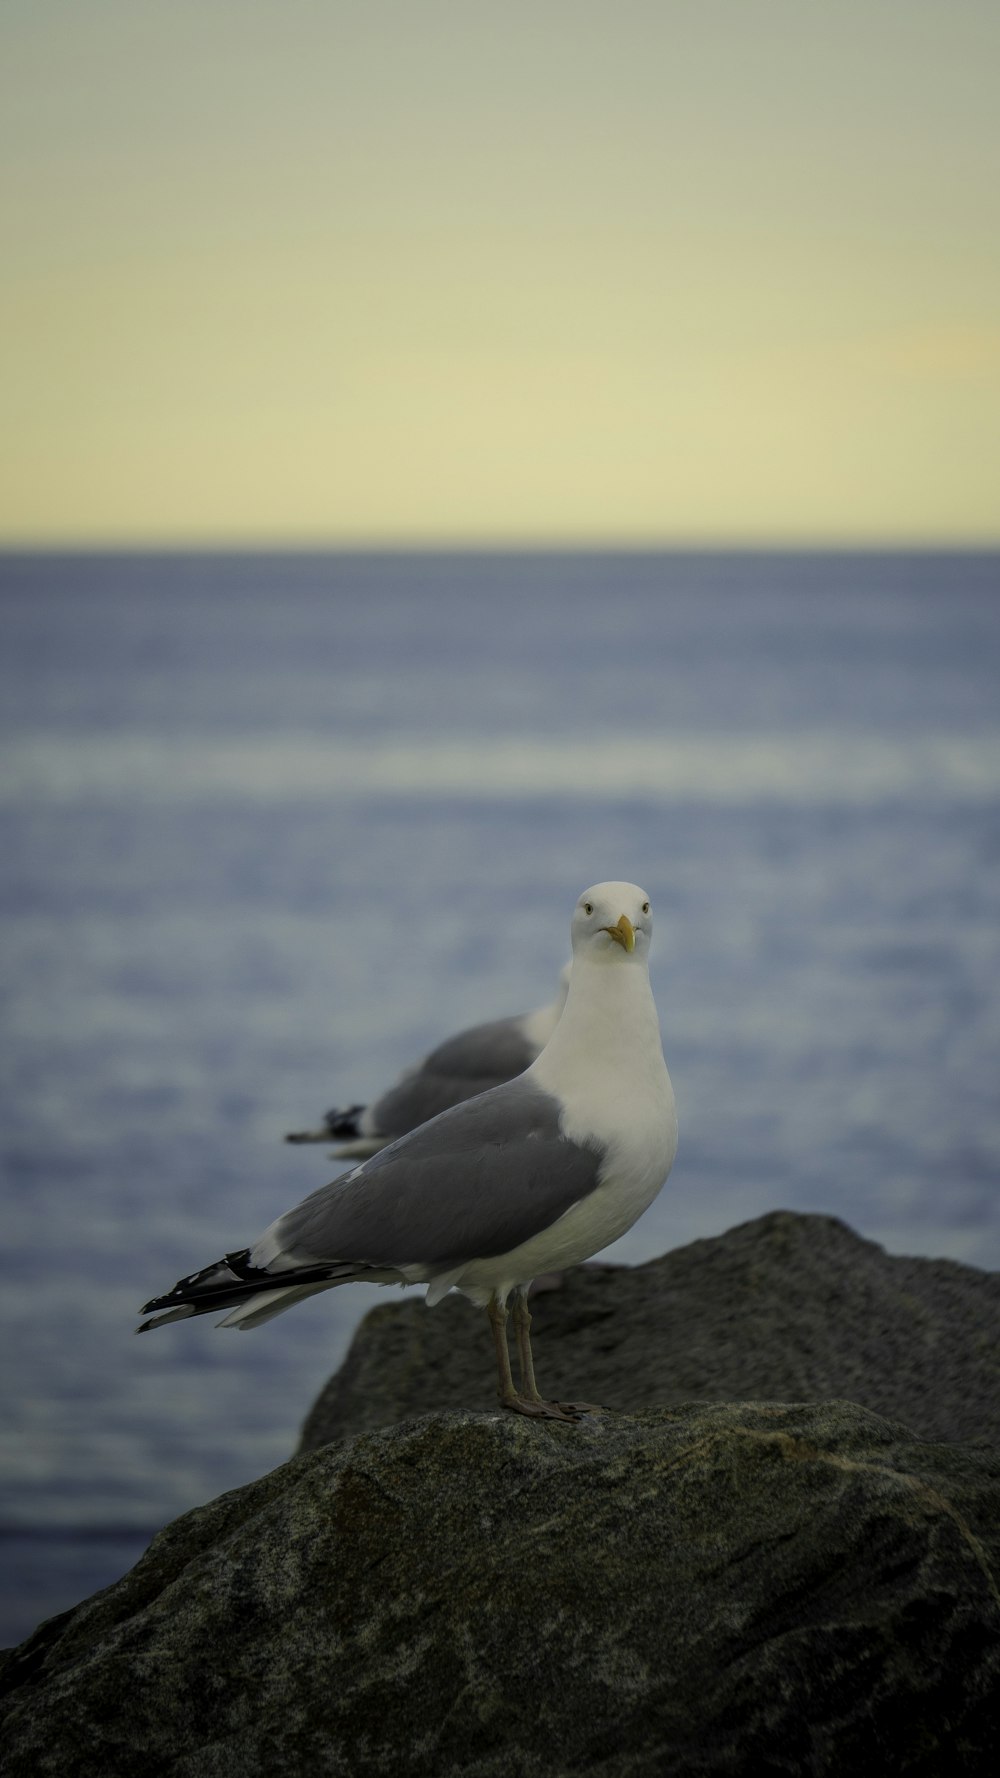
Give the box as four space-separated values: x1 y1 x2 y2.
1 0 998 543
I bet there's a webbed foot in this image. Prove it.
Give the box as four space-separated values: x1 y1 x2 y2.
501 1392 580 1424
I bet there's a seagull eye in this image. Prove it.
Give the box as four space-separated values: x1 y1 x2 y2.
642 901 650 914
583 901 593 915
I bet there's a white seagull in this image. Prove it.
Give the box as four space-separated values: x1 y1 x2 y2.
138 882 678 1422
285 966 571 1155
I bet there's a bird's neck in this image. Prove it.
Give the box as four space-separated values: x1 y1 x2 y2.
530 956 665 1092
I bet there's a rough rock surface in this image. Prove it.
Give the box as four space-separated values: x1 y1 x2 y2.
300 1211 1000 1451
3 1401 999 1777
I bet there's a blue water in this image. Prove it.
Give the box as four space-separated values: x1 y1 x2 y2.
2 549 999 1645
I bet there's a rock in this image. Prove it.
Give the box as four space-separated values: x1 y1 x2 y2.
2 1401 999 1776
6 1214 1000 1772
300 1211 1000 1451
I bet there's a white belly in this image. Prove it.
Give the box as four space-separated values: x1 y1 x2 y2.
448 1080 678 1307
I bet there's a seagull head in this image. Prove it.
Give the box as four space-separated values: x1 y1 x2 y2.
570 881 652 964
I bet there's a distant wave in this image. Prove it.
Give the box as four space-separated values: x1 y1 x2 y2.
4 732 1000 806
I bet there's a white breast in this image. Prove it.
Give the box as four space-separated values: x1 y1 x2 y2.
451 953 678 1306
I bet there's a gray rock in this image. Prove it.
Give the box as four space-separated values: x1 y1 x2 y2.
3 1401 1000 1777
6 1213 1000 1773
300 1211 1000 1451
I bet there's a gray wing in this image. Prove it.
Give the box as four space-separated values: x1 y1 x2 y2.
422 1016 538 1079
257 1079 604 1271
371 1015 538 1137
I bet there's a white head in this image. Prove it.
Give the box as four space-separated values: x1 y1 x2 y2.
570 881 653 966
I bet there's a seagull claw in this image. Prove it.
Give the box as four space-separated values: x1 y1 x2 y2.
501 1392 581 1423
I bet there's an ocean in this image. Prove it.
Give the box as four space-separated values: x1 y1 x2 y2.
2 548 999 1645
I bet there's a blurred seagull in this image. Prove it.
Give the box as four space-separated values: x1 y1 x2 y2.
138 883 678 1423
284 965 572 1155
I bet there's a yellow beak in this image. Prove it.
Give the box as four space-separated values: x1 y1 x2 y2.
602 914 636 952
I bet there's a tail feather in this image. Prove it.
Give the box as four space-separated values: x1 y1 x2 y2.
216 1282 337 1330
136 1248 376 1334
285 1103 366 1144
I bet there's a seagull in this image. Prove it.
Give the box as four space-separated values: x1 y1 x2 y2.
285 965 572 1155
137 882 678 1423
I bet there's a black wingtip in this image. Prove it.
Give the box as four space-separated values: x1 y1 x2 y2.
284 1105 366 1143
139 1250 253 1317
323 1103 366 1139
135 1250 348 1333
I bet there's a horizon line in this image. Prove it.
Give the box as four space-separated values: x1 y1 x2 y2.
2 536 999 557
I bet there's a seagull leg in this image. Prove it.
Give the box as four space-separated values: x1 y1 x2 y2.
487 1293 577 1423
512 1287 604 1419
511 1288 543 1402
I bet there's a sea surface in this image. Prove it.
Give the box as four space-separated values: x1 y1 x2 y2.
2 549 999 1645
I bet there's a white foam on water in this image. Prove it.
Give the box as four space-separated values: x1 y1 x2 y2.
5 731 1000 806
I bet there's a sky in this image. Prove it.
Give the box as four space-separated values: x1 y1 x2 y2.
1 0 998 545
